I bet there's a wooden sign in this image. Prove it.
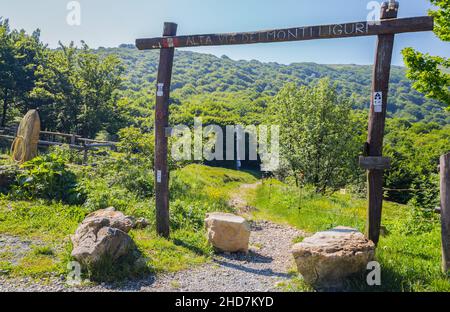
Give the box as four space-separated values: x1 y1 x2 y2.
136 16 433 50
359 156 391 170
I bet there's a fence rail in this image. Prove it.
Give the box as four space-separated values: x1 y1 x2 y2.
0 127 117 164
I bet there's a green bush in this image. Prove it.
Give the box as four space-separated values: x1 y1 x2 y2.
81 177 137 212
49 145 84 165
12 153 85 204
117 127 154 159
86 152 154 201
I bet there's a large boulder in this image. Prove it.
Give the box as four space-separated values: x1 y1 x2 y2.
205 212 250 253
291 226 375 287
71 207 146 266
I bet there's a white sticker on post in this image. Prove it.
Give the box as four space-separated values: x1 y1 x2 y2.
157 83 164 97
373 92 383 113
166 38 175 48
157 170 162 183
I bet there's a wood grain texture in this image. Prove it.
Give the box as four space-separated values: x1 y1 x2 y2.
366 1 398 245
440 153 450 273
154 22 177 238
136 16 433 50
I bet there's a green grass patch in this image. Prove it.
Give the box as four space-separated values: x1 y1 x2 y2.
132 228 211 274
251 179 405 233
0 164 256 282
12 253 59 278
32 245 55 256
250 179 450 292
0 198 87 242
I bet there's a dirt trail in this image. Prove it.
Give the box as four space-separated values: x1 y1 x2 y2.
143 182 306 292
0 182 307 292
228 181 261 213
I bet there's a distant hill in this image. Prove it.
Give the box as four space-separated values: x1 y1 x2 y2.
96 45 449 125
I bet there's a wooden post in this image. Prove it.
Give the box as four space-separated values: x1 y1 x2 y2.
154 22 177 238
70 134 76 145
366 1 398 245
440 153 450 273
83 143 88 165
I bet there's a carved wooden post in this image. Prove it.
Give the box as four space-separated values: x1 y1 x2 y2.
154 22 177 238
440 153 450 273
366 1 398 245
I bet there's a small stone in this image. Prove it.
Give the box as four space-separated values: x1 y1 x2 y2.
133 217 150 229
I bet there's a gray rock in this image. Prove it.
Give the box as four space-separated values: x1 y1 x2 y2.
71 208 135 266
291 226 375 287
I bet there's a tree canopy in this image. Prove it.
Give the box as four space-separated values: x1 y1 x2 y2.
402 0 450 108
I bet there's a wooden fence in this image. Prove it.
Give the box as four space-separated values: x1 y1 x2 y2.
0 127 117 164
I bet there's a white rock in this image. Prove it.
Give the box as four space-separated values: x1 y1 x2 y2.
291 226 375 287
205 212 250 253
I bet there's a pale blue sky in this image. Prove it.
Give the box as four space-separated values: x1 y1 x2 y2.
1 0 448 65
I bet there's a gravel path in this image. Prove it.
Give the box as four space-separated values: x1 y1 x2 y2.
0 235 36 266
0 220 305 292
145 220 306 292
0 182 308 292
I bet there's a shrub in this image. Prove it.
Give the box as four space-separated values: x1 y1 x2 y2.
12 153 85 204
49 145 84 165
0 166 20 194
117 127 154 159
93 152 154 199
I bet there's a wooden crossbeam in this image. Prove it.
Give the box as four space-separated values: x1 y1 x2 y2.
136 16 433 50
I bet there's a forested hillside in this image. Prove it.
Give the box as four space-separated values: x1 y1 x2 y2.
98 44 449 126
1 8 450 292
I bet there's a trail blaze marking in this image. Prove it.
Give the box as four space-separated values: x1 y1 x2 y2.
157 170 162 183
157 83 164 97
374 92 383 113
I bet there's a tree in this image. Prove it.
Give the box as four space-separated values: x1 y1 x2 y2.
30 42 125 137
402 0 450 107
0 19 44 126
76 43 125 137
30 42 79 132
271 78 360 193
0 19 15 126
382 119 450 231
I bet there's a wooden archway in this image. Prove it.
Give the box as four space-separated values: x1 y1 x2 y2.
136 1 434 242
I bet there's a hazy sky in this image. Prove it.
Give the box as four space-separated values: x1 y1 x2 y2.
1 0 448 65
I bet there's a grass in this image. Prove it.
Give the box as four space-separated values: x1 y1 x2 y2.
0 162 448 291
0 164 254 282
250 179 406 233
249 179 450 292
